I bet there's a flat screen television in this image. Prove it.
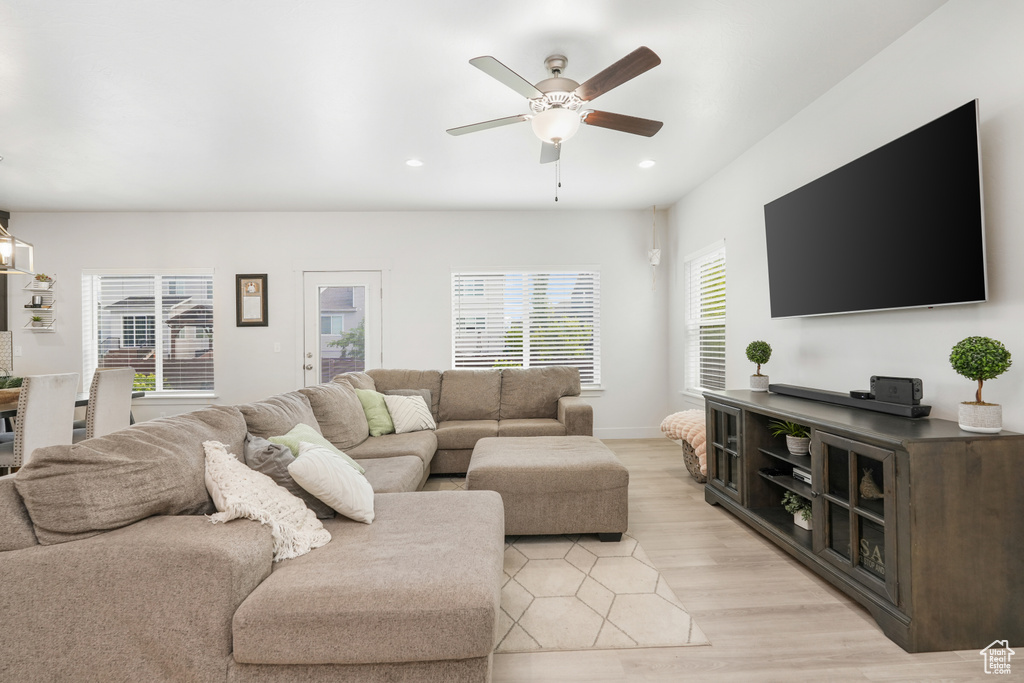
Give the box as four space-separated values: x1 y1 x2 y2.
763 100 986 318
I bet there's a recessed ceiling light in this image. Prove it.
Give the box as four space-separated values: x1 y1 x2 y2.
638 159 656 169
406 159 424 167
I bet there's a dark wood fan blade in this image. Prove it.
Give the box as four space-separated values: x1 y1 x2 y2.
575 46 661 102
540 142 560 164
446 114 529 136
582 110 663 137
470 56 544 99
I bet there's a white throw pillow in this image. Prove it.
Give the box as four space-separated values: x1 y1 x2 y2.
289 442 375 523
203 440 331 562
382 393 436 434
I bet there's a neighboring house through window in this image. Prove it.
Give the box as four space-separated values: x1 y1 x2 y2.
452 270 601 387
684 241 726 393
82 271 215 394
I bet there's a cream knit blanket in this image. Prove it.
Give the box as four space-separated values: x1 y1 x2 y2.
660 409 707 475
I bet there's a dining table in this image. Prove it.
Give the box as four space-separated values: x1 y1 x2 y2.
0 391 145 425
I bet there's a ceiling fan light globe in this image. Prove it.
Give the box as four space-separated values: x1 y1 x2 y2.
531 108 581 144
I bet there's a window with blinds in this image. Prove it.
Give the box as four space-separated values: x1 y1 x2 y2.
82 271 215 394
685 242 726 392
452 270 601 387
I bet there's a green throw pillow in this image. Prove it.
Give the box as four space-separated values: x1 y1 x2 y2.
354 389 395 437
269 423 365 474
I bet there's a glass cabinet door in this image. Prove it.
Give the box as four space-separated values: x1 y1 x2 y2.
707 401 743 504
812 431 897 604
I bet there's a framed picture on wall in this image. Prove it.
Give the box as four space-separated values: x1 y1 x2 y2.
236 274 268 327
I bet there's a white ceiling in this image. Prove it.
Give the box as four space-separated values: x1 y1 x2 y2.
0 0 946 212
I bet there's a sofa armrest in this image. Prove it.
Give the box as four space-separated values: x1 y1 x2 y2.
0 515 273 682
558 396 593 436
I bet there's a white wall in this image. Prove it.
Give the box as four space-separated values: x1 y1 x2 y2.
10 209 670 437
667 0 1024 429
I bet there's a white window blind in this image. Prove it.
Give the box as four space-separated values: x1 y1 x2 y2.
82 272 215 394
685 243 726 392
452 271 601 386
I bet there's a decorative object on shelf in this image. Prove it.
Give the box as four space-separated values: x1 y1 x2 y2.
782 490 812 530
949 336 1012 433
30 315 44 327
859 468 883 500
0 211 35 276
236 274 268 327
745 340 772 391
768 419 811 455
28 272 53 289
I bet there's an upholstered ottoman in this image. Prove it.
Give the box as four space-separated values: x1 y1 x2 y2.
466 436 628 541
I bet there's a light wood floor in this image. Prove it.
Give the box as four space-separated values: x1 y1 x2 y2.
491 439 989 682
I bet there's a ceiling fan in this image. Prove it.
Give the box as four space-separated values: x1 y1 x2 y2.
446 46 663 163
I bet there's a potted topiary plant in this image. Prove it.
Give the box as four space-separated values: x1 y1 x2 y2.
746 340 772 391
782 491 812 530
949 336 1012 433
769 419 811 455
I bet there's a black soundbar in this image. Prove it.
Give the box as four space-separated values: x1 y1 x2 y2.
768 384 932 418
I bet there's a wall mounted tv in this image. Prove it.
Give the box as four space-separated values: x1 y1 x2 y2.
764 100 986 318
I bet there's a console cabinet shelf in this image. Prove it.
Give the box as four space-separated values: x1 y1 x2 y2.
703 389 1024 653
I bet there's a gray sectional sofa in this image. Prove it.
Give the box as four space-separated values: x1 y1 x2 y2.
0 366 592 682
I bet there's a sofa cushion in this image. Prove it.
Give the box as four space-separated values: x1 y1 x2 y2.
497 418 568 438
289 442 375 524
205 440 331 562
268 423 364 474
439 369 501 421
356 456 423 493
0 474 37 551
367 369 442 422
435 420 498 450
238 391 321 440
354 389 395 437
231 490 504 666
14 406 246 546
332 371 376 391
242 435 335 519
383 393 436 434
298 380 370 450
499 366 581 419
345 431 437 470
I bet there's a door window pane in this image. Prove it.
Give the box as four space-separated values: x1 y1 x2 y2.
829 504 851 560
319 286 365 382
827 446 850 500
858 517 887 579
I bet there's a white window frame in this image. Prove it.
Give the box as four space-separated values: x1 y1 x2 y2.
683 241 726 396
452 269 601 388
82 269 215 397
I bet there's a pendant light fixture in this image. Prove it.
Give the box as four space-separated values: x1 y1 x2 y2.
0 212 34 275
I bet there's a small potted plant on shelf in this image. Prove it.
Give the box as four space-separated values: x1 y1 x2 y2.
769 419 811 455
782 491 813 530
949 336 1012 433
30 315 44 327
30 273 53 289
746 340 772 392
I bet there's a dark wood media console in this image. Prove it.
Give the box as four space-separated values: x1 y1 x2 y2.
703 389 1024 653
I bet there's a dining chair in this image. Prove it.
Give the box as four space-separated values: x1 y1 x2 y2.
0 372 80 473
72 367 136 443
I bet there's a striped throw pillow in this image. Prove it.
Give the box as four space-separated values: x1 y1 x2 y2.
382 394 436 434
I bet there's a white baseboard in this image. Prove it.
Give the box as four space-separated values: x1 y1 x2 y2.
593 427 666 440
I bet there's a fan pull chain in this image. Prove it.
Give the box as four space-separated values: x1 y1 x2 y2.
554 158 561 202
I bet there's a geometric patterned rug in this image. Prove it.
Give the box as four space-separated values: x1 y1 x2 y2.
497 533 710 652
423 475 709 653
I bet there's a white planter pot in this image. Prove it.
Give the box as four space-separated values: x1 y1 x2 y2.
750 374 769 392
958 403 1002 434
786 435 811 455
793 513 812 530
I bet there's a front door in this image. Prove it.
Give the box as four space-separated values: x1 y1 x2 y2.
302 271 382 386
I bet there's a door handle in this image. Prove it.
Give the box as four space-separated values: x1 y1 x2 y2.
304 364 313 370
